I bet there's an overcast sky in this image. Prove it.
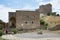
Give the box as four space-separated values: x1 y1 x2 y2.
0 0 60 22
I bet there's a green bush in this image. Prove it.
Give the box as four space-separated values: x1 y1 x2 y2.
47 12 56 16
56 14 60 16
0 26 3 30
44 23 48 30
0 30 3 36
11 29 17 34
40 19 49 30
51 12 56 16
47 12 51 16
40 19 45 25
45 26 47 30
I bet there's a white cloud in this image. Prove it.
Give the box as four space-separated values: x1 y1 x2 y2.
50 0 60 14
0 4 36 22
34 0 49 5
0 4 16 22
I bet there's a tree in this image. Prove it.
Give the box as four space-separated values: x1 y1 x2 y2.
0 30 3 36
56 14 60 16
52 12 56 16
47 12 56 16
47 12 51 16
40 19 48 30
0 26 3 30
40 19 45 25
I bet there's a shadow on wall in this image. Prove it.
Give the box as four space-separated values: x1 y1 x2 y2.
9 17 16 28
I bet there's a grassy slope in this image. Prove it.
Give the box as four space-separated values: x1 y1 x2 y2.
42 16 60 28
0 37 6 40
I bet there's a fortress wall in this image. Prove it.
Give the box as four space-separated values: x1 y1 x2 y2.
16 11 40 29
9 12 16 28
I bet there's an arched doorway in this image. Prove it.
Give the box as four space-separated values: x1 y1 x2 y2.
9 17 16 28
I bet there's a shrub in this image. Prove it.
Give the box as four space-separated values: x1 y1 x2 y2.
0 30 3 36
0 26 3 30
47 12 56 16
44 23 48 30
11 29 17 34
40 19 49 30
56 14 60 16
47 12 51 16
45 26 47 30
18 28 23 31
50 12 56 16
40 19 45 25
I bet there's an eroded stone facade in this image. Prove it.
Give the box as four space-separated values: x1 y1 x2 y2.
16 11 40 30
9 12 16 28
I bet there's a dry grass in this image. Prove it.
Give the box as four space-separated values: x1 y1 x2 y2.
52 30 60 34
0 37 6 40
41 16 60 28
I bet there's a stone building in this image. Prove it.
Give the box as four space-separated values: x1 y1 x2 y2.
8 4 52 30
0 20 5 29
37 4 52 17
16 11 40 30
9 10 40 30
9 12 16 28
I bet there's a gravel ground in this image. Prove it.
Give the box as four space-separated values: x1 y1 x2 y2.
15 32 60 38
1 31 60 40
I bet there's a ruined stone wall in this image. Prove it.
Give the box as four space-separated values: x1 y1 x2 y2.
9 12 16 28
9 12 16 18
0 20 5 28
38 4 52 15
16 11 40 30
8 4 52 30
40 4 52 13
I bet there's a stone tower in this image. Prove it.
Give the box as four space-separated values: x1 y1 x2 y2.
9 12 16 28
37 4 52 17
40 4 52 13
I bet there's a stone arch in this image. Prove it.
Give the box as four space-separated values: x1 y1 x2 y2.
9 17 16 28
